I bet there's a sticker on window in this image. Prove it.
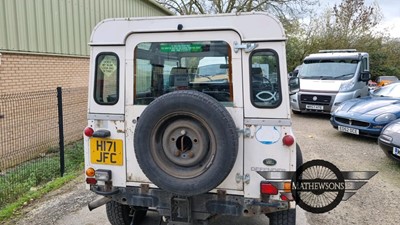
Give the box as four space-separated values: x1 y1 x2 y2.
99 55 118 78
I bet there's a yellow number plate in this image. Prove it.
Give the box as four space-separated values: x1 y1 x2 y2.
90 138 123 165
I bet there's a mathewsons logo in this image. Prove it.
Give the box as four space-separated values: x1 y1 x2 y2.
258 160 377 213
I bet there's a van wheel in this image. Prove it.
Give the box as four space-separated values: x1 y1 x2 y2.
267 209 296 225
296 144 303 169
134 90 238 196
106 201 147 225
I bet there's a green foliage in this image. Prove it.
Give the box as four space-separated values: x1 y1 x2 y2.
285 0 400 78
0 141 84 215
0 174 77 222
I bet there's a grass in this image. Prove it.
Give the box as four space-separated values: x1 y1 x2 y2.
0 141 84 222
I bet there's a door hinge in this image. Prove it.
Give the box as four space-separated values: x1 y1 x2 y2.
233 41 258 53
236 173 250 184
237 127 251 138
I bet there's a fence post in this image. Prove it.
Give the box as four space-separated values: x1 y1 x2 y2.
57 87 65 177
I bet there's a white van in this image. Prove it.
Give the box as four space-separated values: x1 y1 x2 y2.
84 13 301 225
289 49 371 114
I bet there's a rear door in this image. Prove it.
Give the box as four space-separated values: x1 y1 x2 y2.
86 46 127 187
124 31 245 191
241 41 295 198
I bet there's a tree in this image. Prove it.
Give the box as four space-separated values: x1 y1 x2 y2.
285 0 391 77
156 0 316 19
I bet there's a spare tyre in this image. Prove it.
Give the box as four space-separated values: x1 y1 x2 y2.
134 90 238 196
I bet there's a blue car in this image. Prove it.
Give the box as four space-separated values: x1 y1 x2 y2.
330 82 400 137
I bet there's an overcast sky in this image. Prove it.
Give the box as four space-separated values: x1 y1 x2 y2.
322 0 400 38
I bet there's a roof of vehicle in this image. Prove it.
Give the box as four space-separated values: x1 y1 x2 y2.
90 12 286 46
376 76 399 82
304 51 368 61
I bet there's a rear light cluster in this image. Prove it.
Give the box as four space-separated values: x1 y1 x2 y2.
86 167 97 184
85 168 112 184
260 182 293 201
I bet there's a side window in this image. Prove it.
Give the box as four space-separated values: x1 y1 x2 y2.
94 53 119 105
134 41 232 106
250 50 281 108
362 57 368 72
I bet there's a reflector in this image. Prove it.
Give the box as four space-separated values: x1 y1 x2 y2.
84 127 94 137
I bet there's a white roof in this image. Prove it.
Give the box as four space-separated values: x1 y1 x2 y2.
90 12 286 45
305 52 368 60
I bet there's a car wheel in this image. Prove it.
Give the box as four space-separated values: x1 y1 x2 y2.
267 209 296 225
296 144 303 169
134 90 238 196
106 201 147 225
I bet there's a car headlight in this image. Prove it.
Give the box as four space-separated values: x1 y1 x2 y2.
384 121 400 133
333 103 345 113
374 113 396 123
339 80 355 92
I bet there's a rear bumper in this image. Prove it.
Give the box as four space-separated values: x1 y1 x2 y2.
90 185 291 217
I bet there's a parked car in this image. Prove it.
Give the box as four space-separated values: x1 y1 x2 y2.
378 119 400 162
376 75 399 87
330 82 400 137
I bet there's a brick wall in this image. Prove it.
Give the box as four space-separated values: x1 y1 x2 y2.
0 52 89 94
0 52 89 169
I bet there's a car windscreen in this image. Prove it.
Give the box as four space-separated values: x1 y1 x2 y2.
299 59 359 80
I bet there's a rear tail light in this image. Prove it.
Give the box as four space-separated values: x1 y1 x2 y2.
86 177 97 184
260 182 278 195
84 127 94 137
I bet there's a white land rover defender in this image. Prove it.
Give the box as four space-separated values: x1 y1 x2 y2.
84 13 302 225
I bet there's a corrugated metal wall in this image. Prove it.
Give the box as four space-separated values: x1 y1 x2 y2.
0 0 170 56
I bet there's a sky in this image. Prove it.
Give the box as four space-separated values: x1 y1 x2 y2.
322 0 400 38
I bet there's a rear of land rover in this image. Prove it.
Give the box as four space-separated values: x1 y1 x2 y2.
84 13 299 225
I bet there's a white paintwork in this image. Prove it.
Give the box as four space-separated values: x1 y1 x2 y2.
300 79 342 92
90 12 286 46
85 13 295 204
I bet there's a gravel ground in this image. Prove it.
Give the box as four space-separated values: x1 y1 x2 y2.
3 113 400 225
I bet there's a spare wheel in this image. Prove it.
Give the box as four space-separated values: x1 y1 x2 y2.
134 90 238 196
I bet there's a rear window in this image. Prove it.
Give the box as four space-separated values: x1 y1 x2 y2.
250 50 282 108
134 41 233 106
94 53 119 105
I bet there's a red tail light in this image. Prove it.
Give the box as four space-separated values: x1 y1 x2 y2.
86 177 97 184
260 182 278 195
84 127 94 137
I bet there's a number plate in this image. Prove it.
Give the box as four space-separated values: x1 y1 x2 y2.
393 147 400 157
338 126 359 135
306 104 324 110
90 138 123 165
